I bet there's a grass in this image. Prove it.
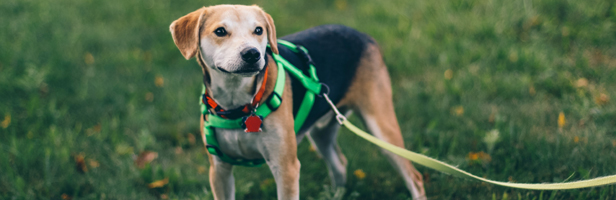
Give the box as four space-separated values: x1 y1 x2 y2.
1 0 616 199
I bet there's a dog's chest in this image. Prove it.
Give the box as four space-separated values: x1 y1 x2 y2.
214 128 264 159
210 119 289 161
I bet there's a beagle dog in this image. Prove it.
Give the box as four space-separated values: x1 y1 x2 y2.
169 4 426 200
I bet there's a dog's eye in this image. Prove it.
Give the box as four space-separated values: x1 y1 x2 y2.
254 27 263 35
214 27 227 37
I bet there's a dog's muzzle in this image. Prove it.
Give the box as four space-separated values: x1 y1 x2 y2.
240 47 261 64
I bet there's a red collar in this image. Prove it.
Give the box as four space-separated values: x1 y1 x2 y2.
202 66 269 119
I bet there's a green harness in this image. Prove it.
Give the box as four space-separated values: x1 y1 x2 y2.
201 40 322 167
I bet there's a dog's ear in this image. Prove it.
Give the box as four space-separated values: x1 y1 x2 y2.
169 7 207 60
260 10 278 54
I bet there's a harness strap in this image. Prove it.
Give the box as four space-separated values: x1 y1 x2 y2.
202 67 269 119
272 42 321 132
201 61 285 167
201 40 320 167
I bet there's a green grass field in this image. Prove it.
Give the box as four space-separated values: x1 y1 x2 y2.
2 0 616 199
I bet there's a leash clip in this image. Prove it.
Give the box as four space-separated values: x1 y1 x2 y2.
322 93 346 125
316 83 330 98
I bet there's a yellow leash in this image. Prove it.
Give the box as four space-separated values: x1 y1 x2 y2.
322 94 616 190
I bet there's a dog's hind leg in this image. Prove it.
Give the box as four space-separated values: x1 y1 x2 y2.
306 110 351 188
340 44 426 199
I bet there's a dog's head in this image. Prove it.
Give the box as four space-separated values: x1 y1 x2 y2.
170 5 278 76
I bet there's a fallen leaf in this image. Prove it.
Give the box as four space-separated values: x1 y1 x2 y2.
1 113 10 129
595 93 609 105
88 159 100 168
529 86 536 96
260 178 275 190
87 123 101 136
145 92 154 102
561 27 570 37
334 0 347 10
509 51 518 62
198 166 207 174
74 153 88 173
187 133 196 145
84 53 94 65
174 147 183 155
444 69 453 80
155 76 164 87
148 178 169 188
134 151 158 169
115 145 134 155
575 78 588 88
61 193 72 200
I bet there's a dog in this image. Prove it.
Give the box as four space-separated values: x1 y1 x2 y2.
169 5 426 200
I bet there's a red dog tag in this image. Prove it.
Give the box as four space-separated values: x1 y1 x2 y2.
244 115 262 133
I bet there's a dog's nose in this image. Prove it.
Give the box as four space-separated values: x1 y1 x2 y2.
240 48 260 64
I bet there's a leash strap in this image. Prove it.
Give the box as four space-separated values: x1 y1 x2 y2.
322 94 616 190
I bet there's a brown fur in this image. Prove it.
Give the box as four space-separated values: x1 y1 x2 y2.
338 43 425 197
170 7 207 59
171 5 277 60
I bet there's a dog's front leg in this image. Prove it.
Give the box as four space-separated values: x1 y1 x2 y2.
208 155 235 200
262 128 301 200
267 150 300 200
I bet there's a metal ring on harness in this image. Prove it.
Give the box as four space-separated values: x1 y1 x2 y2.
316 83 330 97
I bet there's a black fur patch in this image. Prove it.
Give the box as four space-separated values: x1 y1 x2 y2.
271 24 376 133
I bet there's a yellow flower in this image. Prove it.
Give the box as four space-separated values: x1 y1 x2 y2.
467 151 491 162
354 169 366 180
155 76 164 87
309 145 316 152
453 106 464 116
467 152 479 161
148 178 169 188
612 140 616 148
558 112 565 128
574 136 580 143
1 113 10 129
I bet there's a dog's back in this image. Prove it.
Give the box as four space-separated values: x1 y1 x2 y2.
276 24 377 133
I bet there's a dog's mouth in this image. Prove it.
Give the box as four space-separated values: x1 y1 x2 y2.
217 66 262 76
